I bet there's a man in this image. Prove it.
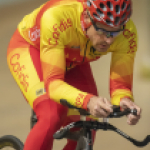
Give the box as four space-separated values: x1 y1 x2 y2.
7 0 141 150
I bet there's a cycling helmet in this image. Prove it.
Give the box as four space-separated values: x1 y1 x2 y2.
86 0 132 27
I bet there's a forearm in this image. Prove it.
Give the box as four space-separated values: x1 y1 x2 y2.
46 79 94 109
111 89 134 105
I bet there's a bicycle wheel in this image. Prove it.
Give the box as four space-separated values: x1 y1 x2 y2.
0 135 24 150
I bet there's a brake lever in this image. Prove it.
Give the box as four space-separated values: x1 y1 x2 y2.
60 99 90 115
60 99 77 109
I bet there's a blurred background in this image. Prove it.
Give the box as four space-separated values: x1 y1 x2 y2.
0 0 150 150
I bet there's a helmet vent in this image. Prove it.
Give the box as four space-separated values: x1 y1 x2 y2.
96 8 104 18
127 4 131 11
106 19 113 26
107 1 113 11
121 13 126 21
87 1 91 7
115 5 120 14
121 2 126 11
100 3 107 11
93 13 101 21
114 17 120 25
107 12 113 21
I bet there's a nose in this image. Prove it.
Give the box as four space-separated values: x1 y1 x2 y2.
97 34 109 44
103 35 113 44
97 33 106 42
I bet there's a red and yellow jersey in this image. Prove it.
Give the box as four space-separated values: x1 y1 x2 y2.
17 0 138 108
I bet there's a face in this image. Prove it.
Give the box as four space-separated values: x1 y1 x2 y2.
86 21 122 52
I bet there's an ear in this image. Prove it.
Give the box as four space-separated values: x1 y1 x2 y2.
83 10 92 28
83 10 89 19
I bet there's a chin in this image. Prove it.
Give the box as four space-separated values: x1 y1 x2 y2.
96 47 108 52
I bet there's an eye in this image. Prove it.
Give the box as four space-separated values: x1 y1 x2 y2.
97 29 103 35
106 32 112 38
106 32 117 38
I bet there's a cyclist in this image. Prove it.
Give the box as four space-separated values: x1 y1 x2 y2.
7 0 141 150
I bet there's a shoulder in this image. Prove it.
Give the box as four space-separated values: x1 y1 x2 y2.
40 0 84 47
111 19 138 54
41 0 83 29
123 19 137 39
42 0 83 20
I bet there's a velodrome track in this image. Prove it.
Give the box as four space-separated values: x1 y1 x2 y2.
0 0 150 149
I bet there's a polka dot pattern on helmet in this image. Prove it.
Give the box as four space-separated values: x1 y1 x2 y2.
86 0 132 27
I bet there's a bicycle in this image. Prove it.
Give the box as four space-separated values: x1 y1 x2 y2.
3 98 149 150
0 135 23 150
53 99 150 150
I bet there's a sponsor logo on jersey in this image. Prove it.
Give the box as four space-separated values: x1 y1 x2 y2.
75 93 85 106
123 28 137 53
49 18 72 46
10 54 29 92
29 26 40 42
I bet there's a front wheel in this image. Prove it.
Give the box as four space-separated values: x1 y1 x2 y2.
0 135 24 150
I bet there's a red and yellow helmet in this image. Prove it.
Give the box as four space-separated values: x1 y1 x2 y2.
86 0 132 27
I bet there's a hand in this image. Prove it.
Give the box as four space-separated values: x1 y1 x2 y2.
120 98 142 125
87 96 113 118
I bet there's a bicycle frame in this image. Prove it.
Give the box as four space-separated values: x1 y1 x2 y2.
53 99 150 150
83 128 93 150
30 99 150 150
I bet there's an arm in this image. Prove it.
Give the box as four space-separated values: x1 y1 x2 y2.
110 52 135 105
110 20 141 125
40 9 93 109
110 19 138 106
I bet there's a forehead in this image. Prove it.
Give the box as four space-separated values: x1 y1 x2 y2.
95 22 122 31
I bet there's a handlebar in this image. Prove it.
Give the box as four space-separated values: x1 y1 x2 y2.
53 99 150 147
60 99 137 118
53 120 150 147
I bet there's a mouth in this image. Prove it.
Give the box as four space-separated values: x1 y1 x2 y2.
97 44 108 49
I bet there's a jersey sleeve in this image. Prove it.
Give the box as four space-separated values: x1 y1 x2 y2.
110 20 138 105
40 8 93 109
